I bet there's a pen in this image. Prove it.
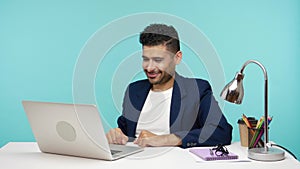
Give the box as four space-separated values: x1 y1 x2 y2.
209 149 214 156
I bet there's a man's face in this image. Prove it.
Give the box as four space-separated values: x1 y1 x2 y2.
142 45 181 89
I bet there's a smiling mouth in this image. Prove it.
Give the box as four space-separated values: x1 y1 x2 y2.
146 71 160 78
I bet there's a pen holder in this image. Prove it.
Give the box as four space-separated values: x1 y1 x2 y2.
237 118 261 147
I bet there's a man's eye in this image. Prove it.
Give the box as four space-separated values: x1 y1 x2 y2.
143 58 149 61
154 58 163 62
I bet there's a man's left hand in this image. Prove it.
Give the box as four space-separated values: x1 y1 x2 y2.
134 130 182 147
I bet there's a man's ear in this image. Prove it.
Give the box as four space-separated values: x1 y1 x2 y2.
175 51 182 65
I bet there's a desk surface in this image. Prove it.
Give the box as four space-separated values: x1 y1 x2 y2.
0 142 299 169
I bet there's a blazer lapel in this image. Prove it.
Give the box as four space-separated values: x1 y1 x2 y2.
126 81 151 137
170 74 188 132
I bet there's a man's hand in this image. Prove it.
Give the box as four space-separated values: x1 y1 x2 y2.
134 130 182 147
106 128 128 145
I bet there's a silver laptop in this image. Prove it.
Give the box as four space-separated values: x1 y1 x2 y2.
22 100 143 160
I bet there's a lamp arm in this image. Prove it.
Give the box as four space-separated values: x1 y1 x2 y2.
239 60 269 152
240 60 268 80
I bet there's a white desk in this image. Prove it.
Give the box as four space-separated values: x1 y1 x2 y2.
0 142 299 169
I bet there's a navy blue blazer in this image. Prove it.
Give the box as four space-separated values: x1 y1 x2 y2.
117 73 232 148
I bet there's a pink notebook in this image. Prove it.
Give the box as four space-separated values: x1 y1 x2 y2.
189 148 238 161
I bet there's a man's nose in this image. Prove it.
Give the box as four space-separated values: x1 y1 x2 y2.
146 60 156 71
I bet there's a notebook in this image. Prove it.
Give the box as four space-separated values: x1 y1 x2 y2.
189 148 238 161
22 100 143 160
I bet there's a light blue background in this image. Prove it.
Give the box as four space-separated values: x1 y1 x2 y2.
1 0 299 159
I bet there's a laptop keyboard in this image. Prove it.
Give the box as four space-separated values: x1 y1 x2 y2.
111 149 122 155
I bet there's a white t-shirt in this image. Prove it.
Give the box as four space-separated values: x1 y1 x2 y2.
135 87 173 137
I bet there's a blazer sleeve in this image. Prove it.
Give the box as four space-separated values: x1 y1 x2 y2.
117 85 134 141
173 81 233 148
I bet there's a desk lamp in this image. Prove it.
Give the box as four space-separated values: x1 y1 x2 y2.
220 60 285 161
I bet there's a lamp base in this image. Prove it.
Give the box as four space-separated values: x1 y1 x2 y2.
248 147 285 161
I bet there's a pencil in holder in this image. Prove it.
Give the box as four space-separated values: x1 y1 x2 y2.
247 127 264 148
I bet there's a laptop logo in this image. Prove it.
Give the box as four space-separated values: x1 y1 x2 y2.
56 121 76 142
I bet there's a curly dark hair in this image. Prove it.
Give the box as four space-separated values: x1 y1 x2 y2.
139 24 180 54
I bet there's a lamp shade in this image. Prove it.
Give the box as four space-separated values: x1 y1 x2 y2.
220 72 244 104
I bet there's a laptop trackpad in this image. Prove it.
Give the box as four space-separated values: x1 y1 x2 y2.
109 144 143 160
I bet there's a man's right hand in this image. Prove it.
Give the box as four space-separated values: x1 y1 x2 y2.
106 128 128 145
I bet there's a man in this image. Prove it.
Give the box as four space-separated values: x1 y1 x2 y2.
106 24 232 148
